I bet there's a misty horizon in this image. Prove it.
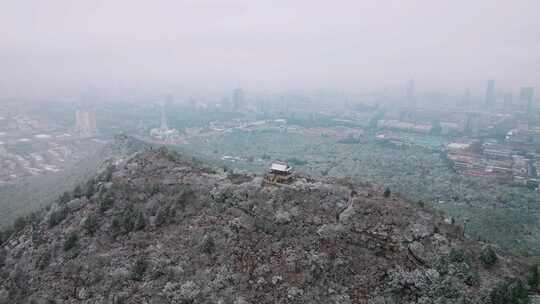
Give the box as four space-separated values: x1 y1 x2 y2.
1 0 539 100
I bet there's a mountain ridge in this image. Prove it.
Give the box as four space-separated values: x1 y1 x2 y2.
0 143 534 303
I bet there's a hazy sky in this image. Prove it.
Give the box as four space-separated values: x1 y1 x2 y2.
1 0 539 98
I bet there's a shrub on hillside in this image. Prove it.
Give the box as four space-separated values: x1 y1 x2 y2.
99 194 114 213
434 248 479 286
448 248 466 263
13 216 28 232
480 246 498 268
0 228 13 245
48 207 68 228
99 165 114 182
134 210 146 231
59 191 72 205
36 249 51 270
110 215 122 236
383 187 391 198
72 185 83 199
200 236 215 254
112 208 147 235
165 149 180 162
83 214 99 236
122 209 136 233
489 279 529 304
155 206 173 227
431 277 462 300
144 183 162 196
130 257 147 281
63 231 79 252
85 178 96 198
528 264 539 289
0 247 6 268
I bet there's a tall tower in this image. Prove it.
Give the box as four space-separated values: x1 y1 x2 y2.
406 79 416 108
485 80 496 107
160 103 168 130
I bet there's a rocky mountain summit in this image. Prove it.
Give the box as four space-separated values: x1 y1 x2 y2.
0 145 536 303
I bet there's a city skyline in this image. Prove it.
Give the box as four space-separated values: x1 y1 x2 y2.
1 0 540 99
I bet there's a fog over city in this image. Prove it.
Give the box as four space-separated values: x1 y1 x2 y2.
4 1 540 303
2 0 540 98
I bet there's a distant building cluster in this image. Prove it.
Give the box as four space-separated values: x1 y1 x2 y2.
150 127 181 143
376 119 462 135
446 128 540 189
377 120 432 134
374 132 444 150
0 110 104 184
232 88 245 110
480 80 536 114
446 142 514 181
133 81 538 194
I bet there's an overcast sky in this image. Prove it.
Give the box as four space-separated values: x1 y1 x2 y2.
1 0 539 98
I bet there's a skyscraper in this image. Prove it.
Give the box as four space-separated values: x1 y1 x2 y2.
520 87 535 114
485 80 496 107
503 92 513 108
232 88 245 110
406 79 415 108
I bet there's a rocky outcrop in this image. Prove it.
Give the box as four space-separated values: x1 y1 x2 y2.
0 148 530 303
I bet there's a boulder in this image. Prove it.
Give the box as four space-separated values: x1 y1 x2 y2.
287 287 304 299
77 287 89 300
275 210 291 224
409 223 433 240
180 280 200 300
408 241 430 264
339 204 355 224
67 198 85 211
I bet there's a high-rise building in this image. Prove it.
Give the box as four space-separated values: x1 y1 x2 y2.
485 80 496 107
232 88 245 110
520 87 535 114
406 79 415 108
465 113 481 135
503 92 513 108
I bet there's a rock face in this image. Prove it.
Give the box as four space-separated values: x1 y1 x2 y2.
0 148 530 303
